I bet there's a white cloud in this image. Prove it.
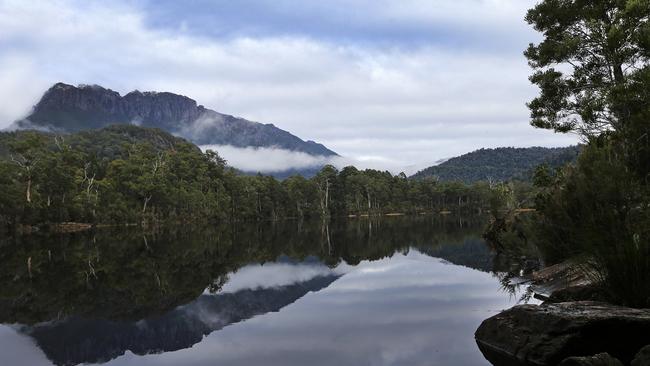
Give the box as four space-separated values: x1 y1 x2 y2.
0 0 579 171
201 145 331 173
200 144 432 175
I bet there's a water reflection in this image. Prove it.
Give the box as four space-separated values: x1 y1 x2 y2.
104 251 517 366
0 216 523 366
24 275 340 365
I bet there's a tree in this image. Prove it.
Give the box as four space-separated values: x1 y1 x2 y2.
523 1 650 307
8 133 45 204
313 165 338 217
525 0 649 138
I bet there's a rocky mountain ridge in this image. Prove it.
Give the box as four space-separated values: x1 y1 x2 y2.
12 83 336 157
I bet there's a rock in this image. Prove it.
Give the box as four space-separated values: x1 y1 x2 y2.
530 261 591 298
546 284 605 303
632 345 650 366
475 301 650 365
559 353 623 366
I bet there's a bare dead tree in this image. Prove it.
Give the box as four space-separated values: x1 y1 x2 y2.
142 195 152 214
53 135 68 151
11 153 38 203
317 177 331 216
143 152 166 214
81 163 96 197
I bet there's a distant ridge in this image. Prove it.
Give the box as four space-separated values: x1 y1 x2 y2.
411 146 581 183
11 83 337 157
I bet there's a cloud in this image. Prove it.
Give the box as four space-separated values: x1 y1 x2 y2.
201 145 330 173
178 114 226 141
200 144 432 175
3 119 56 133
0 0 579 171
137 0 538 52
215 262 352 294
0 326 50 366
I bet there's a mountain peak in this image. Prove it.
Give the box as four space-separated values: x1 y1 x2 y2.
13 82 337 157
50 82 74 90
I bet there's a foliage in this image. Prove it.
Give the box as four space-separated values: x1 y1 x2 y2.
0 125 493 229
411 146 580 184
481 180 542 262
520 0 650 307
525 0 650 137
0 126 232 226
530 142 650 307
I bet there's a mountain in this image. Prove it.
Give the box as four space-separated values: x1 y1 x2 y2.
11 83 337 157
24 275 339 366
411 146 581 183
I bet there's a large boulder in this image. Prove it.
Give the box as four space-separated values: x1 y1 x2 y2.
632 345 650 366
475 301 650 365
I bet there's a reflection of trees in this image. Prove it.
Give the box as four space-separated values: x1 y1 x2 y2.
0 215 494 326
0 227 242 324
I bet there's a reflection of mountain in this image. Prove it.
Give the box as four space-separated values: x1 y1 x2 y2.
23 275 339 366
416 238 495 273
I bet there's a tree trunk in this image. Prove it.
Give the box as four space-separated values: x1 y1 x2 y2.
325 179 329 209
143 195 152 213
367 189 371 211
326 223 331 254
26 178 32 203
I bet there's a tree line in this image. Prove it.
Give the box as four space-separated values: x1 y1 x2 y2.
412 146 581 184
0 125 492 231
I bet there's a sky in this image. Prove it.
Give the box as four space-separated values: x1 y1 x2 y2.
0 0 579 174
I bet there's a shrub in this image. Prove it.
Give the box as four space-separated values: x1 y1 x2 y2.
534 141 650 307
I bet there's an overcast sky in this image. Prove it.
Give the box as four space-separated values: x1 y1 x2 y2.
0 0 578 173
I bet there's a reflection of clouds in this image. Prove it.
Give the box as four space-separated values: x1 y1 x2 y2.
214 262 353 294
106 250 525 366
0 326 50 366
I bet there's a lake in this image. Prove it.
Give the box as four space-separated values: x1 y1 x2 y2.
0 216 532 366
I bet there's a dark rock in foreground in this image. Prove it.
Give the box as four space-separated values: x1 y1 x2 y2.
559 353 623 366
632 345 650 366
475 301 650 365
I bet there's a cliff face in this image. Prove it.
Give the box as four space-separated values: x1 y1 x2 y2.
14 83 336 156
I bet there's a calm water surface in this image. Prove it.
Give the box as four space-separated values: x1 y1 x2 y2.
0 216 530 366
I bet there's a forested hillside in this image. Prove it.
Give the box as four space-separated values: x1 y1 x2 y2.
411 146 580 183
0 125 491 229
